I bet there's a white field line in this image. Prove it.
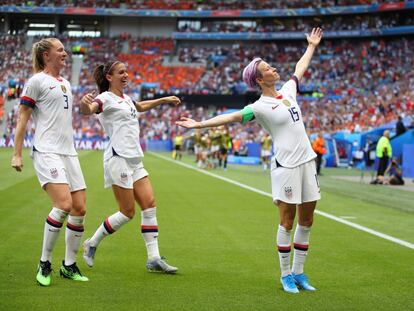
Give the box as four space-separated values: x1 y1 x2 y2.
149 152 414 250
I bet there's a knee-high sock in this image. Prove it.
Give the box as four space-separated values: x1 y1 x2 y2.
40 207 68 262
292 225 311 275
65 215 85 266
277 225 292 277
88 211 130 248
141 208 160 260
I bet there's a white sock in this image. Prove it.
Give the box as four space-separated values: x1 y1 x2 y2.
141 207 160 260
292 225 311 275
40 207 68 262
89 211 130 247
64 215 85 266
277 225 292 277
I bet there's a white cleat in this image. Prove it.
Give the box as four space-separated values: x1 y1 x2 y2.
83 238 97 268
146 257 178 274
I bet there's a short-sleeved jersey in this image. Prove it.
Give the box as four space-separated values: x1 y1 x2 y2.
95 91 143 162
241 76 316 168
20 72 76 156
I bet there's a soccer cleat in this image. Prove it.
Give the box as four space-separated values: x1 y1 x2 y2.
83 238 97 267
292 273 316 291
146 257 178 274
280 274 299 294
60 261 89 282
36 260 52 286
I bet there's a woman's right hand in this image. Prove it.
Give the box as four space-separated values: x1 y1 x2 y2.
11 155 23 172
175 117 201 129
81 90 96 107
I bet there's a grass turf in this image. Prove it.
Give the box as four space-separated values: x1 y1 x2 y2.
0 148 413 311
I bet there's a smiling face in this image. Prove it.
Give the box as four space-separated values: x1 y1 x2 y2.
106 62 129 90
44 39 67 70
256 61 280 88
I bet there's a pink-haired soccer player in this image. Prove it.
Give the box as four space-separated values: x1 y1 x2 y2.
177 28 323 294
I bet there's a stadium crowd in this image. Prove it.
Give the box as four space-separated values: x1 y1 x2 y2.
1 33 413 144
4 0 404 10
177 14 412 33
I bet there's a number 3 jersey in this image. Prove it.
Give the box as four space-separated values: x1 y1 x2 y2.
241 76 316 168
94 91 144 162
20 72 76 155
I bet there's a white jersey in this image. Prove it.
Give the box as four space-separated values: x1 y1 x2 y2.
20 72 76 155
95 91 144 162
242 76 316 168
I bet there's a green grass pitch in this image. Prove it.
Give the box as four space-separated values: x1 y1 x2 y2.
0 148 413 311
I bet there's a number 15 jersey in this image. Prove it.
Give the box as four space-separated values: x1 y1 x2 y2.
20 72 76 156
241 76 316 168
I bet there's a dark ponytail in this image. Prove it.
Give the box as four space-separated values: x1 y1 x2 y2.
93 61 120 94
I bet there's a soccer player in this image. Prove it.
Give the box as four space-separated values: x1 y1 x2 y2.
80 61 180 273
219 127 232 170
261 133 272 171
176 28 323 293
172 130 183 160
11 38 89 286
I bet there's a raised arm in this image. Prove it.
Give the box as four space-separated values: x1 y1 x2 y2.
176 111 243 129
135 96 180 112
294 27 323 81
11 105 33 172
80 91 99 115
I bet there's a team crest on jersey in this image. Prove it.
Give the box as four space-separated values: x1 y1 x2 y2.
284 186 292 199
61 85 67 93
50 168 59 179
282 99 291 107
120 172 128 182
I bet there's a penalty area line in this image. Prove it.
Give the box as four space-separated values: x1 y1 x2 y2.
149 152 414 250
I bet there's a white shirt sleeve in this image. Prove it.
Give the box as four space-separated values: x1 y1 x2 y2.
20 76 41 108
280 75 299 99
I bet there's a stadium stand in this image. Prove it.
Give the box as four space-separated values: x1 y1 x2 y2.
0 0 413 171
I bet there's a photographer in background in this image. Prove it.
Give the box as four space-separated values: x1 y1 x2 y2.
384 158 405 185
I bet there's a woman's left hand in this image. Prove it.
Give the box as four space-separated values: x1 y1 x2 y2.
306 27 323 47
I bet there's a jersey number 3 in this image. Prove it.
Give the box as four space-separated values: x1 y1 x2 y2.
63 94 69 109
288 107 299 123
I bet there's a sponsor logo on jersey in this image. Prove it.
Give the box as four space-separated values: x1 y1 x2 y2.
272 104 279 110
61 85 67 93
49 86 56 90
282 99 291 107
120 172 128 182
50 168 59 179
284 186 292 199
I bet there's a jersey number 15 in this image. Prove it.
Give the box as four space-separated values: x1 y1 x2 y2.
288 107 299 123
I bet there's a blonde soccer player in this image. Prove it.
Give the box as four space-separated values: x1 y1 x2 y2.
80 61 180 273
176 28 323 294
11 38 89 286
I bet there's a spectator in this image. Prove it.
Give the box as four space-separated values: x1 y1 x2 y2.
395 115 406 136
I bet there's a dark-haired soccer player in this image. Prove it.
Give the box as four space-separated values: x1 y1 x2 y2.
80 61 180 273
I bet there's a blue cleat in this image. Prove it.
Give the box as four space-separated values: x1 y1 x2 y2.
292 273 316 291
280 274 299 294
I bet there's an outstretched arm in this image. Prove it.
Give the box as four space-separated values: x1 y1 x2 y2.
11 105 33 172
294 27 323 81
135 96 180 112
80 91 99 115
176 111 243 129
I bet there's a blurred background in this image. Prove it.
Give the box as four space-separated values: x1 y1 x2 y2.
0 0 413 177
